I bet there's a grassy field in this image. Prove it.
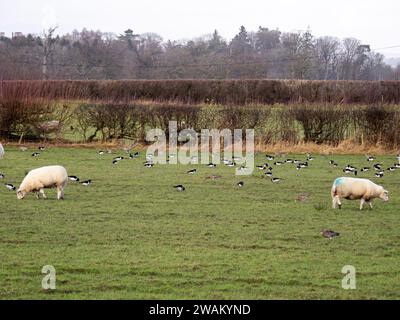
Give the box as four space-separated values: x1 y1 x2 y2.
0 147 399 299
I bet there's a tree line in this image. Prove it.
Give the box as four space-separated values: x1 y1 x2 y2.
1 26 399 80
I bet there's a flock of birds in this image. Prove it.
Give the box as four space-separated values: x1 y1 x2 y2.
1 146 93 191
1 145 400 240
337 155 400 178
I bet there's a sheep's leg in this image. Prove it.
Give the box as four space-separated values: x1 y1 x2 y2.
35 191 40 199
332 196 337 209
334 196 342 209
39 189 47 199
57 186 64 200
360 198 365 210
368 201 373 210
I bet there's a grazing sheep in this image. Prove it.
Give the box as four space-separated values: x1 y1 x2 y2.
17 165 68 200
0 142 4 159
331 177 388 210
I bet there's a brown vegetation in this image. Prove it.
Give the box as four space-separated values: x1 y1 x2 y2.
1 80 400 151
1 79 400 104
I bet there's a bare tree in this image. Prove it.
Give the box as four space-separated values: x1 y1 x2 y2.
40 26 58 80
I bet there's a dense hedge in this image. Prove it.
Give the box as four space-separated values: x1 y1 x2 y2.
2 79 400 146
1 79 400 104
3 98 400 147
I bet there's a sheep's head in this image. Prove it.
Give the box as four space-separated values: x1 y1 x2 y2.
380 189 389 202
16 189 26 200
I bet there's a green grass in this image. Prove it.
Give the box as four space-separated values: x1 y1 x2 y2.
0 147 399 299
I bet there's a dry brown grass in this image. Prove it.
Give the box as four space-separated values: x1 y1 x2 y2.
254 140 400 155
5 139 399 155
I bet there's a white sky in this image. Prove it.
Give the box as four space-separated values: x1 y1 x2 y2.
1 0 400 57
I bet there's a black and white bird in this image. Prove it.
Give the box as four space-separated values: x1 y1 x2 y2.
360 167 370 172
345 164 357 171
274 161 283 166
294 159 302 164
320 229 340 239
144 162 154 168
387 166 396 172
31 152 40 157
299 162 308 168
237 181 244 187
271 177 282 183
344 165 357 174
256 164 267 170
375 171 384 178
4 183 16 191
307 154 314 161
98 150 105 155
373 164 382 170
366 155 375 162
266 154 274 161
81 179 92 186
207 163 216 168
187 169 197 174
174 184 185 191
343 168 357 175
0 173 4 179
38 146 46 151
285 159 294 163
329 160 338 167
68 175 79 182
227 161 236 167
113 156 124 161
265 171 273 177
394 163 400 169
112 159 120 165
129 152 139 159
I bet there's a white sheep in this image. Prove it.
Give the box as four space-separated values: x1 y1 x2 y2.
331 177 389 210
0 142 4 159
17 165 68 200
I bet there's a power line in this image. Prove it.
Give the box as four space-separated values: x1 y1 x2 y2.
372 45 400 51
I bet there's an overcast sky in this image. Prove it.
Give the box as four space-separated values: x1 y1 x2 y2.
1 0 400 57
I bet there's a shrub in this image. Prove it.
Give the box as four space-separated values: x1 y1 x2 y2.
0 86 54 140
75 103 140 142
355 105 400 147
289 104 352 145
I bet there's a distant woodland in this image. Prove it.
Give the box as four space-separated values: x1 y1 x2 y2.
1 26 399 80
